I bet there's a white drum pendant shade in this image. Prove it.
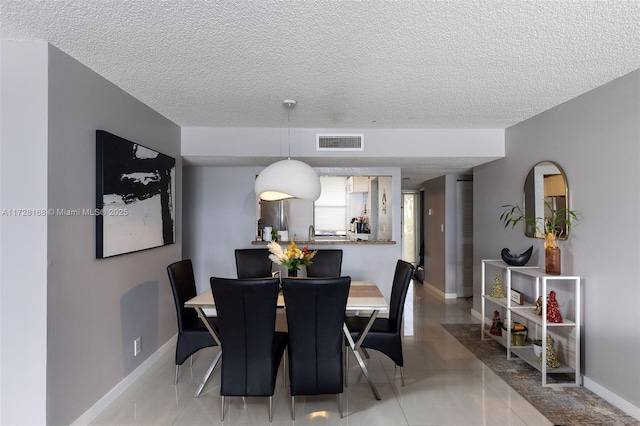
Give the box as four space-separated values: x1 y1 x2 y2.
255 159 321 201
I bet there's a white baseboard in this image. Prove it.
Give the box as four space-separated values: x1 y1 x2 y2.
470 308 482 321
424 281 458 299
71 335 177 426
469 308 639 421
583 377 640 420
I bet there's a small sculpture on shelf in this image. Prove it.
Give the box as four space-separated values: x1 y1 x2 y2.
489 310 503 336
489 274 506 298
538 334 561 368
533 296 543 315
500 245 533 266
546 290 563 323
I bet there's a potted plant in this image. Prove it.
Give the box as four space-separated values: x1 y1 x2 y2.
533 339 543 357
500 201 579 274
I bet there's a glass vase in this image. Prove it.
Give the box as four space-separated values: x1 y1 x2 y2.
545 247 561 275
288 269 298 277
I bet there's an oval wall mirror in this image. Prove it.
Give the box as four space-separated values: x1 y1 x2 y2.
523 161 569 239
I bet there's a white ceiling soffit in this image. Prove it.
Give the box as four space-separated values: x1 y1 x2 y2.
3 1 639 186
183 155 498 189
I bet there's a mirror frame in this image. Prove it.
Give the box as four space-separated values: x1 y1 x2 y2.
523 161 570 240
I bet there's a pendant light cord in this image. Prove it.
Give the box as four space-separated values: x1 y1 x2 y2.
283 99 295 160
287 106 291 159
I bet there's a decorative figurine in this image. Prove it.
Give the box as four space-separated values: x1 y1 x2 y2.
501 245 533 266
489 310 503 336
533 296 543 315
538 334 561 368
546 291 563 323
489 273 506 298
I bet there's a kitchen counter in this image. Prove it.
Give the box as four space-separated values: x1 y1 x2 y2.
251 238 395 245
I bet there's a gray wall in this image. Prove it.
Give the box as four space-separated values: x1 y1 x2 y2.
423 177 446 294
1 41 182 425
473 69 640 413
183 166 403 299
423 174 473 299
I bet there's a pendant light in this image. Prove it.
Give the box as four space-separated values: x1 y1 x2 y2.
254 100 321 201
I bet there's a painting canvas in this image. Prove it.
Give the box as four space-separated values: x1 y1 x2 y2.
96 130 175 258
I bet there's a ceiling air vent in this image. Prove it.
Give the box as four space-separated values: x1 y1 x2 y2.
316 134 364 151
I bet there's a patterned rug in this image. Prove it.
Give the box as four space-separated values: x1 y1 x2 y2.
442 324 639 426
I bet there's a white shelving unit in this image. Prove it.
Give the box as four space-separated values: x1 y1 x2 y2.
481 259 581 387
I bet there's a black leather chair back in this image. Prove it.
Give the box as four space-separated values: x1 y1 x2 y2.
234 249 273 278
167 259 218 368
344 260 415 376
388 260 416 332
210 277 285 396
282 277 351 396
167 259 200 333
305 249 343 278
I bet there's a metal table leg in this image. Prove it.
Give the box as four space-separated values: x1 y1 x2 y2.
194 350 221 397
343 310 381 400
192 307 222 397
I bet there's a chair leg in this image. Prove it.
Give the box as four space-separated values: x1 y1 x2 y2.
220 395 225 421
269 396 273 422
190 355 194 368
362 347 370 358
344 339 350 388
338 393 343 418
283 349 287 387
174 365 179 385
291 395 295 420
400 366 405 386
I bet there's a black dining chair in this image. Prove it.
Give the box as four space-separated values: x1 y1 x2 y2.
234 248 273 278
282 276 351 419
167 259 219 384
345 259 415 386
210 276 287 422
305 249 343 277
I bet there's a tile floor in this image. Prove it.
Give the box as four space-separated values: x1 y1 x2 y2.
90 281 552 425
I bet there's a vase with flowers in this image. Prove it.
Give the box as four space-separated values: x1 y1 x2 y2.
500 201 578 275
267 241 317 276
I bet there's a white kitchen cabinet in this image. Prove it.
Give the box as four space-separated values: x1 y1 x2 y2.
347 176 369 193
481 259 581 387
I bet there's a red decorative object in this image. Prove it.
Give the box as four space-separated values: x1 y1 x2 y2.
546 291 563 323
490 310 503 336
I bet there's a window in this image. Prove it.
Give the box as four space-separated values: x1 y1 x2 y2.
314 176 348 235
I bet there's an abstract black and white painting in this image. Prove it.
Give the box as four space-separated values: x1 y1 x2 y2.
96 130 175 258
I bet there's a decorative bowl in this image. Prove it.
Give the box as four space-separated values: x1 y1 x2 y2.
501 245 533 266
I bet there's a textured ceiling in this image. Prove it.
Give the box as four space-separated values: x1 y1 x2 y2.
3 1 640 186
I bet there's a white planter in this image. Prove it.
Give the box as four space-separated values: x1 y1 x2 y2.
533 342 543 357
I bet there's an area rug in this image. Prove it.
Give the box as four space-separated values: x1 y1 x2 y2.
442 324 639 426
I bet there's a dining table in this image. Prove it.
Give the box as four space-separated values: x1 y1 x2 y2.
184 280 388 400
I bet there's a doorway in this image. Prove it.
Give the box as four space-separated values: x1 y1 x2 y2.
401 191 420 265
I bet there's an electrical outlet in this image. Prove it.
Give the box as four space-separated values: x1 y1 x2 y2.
134 337 141 356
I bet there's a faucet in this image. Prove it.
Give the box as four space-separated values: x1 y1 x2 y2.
308 225 315 241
